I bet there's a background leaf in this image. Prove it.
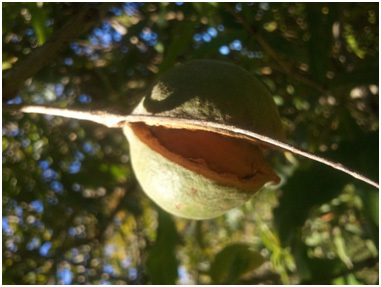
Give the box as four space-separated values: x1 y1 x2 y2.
273 163 347 246
209 243 265 284
145 209 181 284
28 3 52 46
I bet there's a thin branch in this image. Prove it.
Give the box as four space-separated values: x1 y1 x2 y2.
5 104 125 128
4 104 379 189
224 4 327 94
2 3 113 101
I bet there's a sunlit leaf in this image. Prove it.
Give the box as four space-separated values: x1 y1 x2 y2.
333 273 363 285
344 24 366 59
28 3 52 46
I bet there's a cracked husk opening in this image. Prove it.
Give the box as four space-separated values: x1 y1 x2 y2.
129 122 280 191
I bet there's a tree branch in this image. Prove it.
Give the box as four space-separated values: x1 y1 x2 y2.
4 104 379 189
5 104 126 128
2 3 113 101
224 4 327 94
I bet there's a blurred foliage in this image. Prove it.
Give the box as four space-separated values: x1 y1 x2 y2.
209 243 265 284
2 2 379 284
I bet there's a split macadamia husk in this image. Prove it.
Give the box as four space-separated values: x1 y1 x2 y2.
124 60 285 219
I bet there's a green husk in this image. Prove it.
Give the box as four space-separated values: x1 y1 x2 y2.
124 60 285 219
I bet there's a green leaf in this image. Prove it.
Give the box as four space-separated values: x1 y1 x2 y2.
332 132 379 182
274 163 347 245
191 2 218 18
293 239 347 284
28 3 52 46
274 132 378 246
146 209 181 284
332 273 364 285
358 189 379 227
209 243 265 284
158 20 195 74
344 24 366 59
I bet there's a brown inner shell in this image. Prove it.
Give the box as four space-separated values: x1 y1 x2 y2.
130 122 280 190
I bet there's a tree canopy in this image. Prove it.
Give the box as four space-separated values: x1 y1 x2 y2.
2 3 379 284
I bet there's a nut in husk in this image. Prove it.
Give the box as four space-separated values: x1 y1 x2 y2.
123 60 285 220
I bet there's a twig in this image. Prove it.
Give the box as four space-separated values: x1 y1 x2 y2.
5 104 125 128
4 104 379 189
2 3 113 101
